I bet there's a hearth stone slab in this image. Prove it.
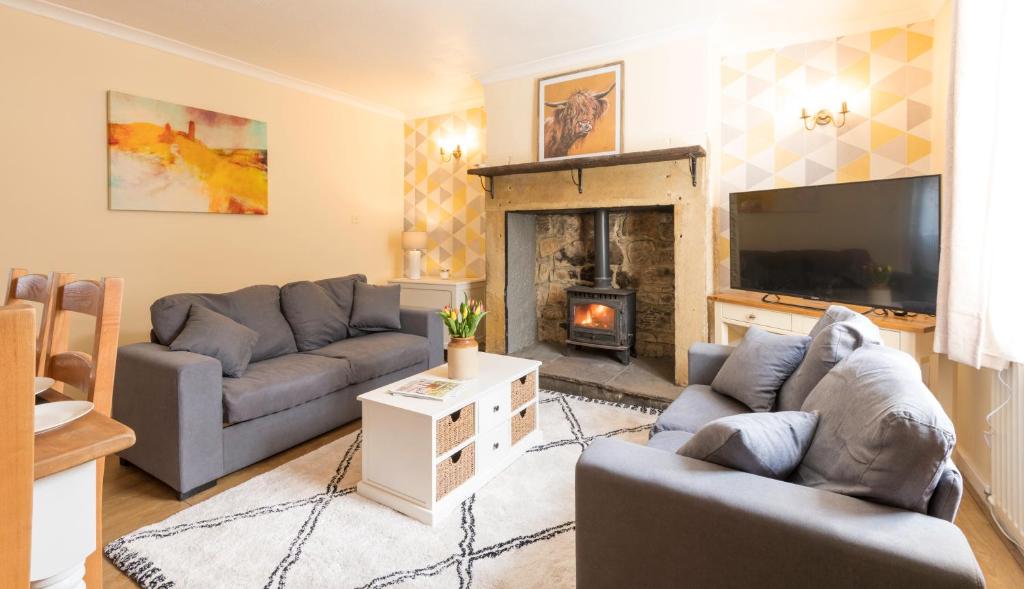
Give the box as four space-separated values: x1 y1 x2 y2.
510 342 681 411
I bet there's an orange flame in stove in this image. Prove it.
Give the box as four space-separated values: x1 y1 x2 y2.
574 303 615 330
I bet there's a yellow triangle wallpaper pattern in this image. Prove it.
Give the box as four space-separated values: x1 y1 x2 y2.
716 21 935 289
403 108 487 278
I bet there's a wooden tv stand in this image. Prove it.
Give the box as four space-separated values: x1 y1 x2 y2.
708 290 943 405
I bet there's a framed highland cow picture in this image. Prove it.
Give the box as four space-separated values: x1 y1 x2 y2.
537 62 622 161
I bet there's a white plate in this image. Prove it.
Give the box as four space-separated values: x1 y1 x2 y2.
35 401 93 434
34 376 56 396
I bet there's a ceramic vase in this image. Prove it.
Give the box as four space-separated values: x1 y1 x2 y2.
447 337 479 380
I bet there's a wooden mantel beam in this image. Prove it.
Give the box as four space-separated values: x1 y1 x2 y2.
467 146 706 178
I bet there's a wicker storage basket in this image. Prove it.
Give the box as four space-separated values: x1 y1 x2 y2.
510 371 537 410
436 443 475 499
511 403 536 446
436 403 475 456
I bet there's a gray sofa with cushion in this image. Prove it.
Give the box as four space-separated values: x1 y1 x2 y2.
576 309 985 588
113 274 443 498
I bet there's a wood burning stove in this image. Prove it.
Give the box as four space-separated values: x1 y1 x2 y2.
565 209 637 364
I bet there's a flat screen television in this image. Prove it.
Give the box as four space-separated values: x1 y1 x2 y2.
729 175 940 314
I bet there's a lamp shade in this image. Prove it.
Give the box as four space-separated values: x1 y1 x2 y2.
402 231 427 250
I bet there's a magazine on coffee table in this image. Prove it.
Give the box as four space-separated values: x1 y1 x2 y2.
388 378 462 401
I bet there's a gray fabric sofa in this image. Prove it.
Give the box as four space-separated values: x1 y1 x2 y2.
576 342 985 589
113 275 443 499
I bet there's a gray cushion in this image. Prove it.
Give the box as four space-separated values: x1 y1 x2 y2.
711 327 810 412
809 305 863 338
679 411 818 480
349 282 402 332
928 461 964 522
652 385 750 436
305 331 429 384
792 344 956 514
646 430 694 453
777 308 882 411
316 274 365 337
151 285 297 362
222 353 352 424
280 281 349 351
168 305 259 377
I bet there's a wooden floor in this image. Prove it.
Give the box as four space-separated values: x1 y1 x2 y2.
102 420 1024 589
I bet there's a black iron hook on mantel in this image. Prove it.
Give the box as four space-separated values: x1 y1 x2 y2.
570 168 583 193
479 175 494 199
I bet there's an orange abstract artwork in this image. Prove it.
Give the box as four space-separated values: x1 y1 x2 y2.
108 91 268 214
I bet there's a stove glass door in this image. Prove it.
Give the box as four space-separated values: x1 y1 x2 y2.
572 302 616 331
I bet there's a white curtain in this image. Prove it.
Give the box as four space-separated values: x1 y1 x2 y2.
935 0 1024 370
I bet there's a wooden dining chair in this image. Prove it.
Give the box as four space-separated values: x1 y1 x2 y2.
4 268 73 378
0 304 37 589
41 276 124 589
43 276 124 416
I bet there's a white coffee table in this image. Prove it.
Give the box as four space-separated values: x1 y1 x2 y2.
356 353 542 525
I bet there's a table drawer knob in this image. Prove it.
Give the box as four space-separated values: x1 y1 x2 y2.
492 442 500 450
747 313 757 320
493 405 500 412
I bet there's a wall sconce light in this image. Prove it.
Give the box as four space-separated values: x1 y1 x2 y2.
439 144 462 162
801 101 849 130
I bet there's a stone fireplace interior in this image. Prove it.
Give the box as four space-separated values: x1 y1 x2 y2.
505 206 679 402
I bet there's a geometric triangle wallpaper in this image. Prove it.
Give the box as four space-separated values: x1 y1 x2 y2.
717 21 935 289
403 107 487 279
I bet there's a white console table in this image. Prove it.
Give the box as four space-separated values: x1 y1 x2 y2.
388 276 486 348
708 291 947 410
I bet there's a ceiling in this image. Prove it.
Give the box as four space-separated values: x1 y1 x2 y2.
36 0 939 118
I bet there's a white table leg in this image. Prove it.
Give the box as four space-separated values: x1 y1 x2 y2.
31 461 96 588
30 563 85 589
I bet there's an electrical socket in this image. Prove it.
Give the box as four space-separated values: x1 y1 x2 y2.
350 215 360 225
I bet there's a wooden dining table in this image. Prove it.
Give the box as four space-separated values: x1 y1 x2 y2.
32 389 134 589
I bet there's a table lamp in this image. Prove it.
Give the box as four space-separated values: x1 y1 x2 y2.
402 231 428 279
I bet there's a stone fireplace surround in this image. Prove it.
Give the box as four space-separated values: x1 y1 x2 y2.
483 156 709 385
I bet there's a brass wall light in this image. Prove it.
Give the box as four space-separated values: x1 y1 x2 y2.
801 101 849 130
439 144 462 162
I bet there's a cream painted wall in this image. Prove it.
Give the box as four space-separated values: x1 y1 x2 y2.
955 366 994 490
483 36 710 165
0 6 404 345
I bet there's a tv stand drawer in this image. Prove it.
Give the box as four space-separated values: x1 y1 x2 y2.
720 303 791 331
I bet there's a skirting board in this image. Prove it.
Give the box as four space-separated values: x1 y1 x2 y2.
955 448 989 499
956 448 1024 567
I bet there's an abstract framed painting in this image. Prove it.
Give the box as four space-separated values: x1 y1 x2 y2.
107 91 268 214
537 61 622 162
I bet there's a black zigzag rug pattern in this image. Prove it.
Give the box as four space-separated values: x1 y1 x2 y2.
106 391 660 589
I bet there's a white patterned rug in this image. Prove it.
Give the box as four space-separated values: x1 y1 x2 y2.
106 391 659 589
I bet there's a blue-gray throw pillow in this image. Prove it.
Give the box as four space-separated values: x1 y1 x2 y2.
679 411 819 479
316 274 366 337
169 305 259 377
349 282 402 332
151 284 297 362
808 304 864 338
280 281 349 351
711 327 810 412
776 307 882 411
792 344 956 514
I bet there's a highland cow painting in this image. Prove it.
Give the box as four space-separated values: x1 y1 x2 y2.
537 62 622 161
108 91 268 214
